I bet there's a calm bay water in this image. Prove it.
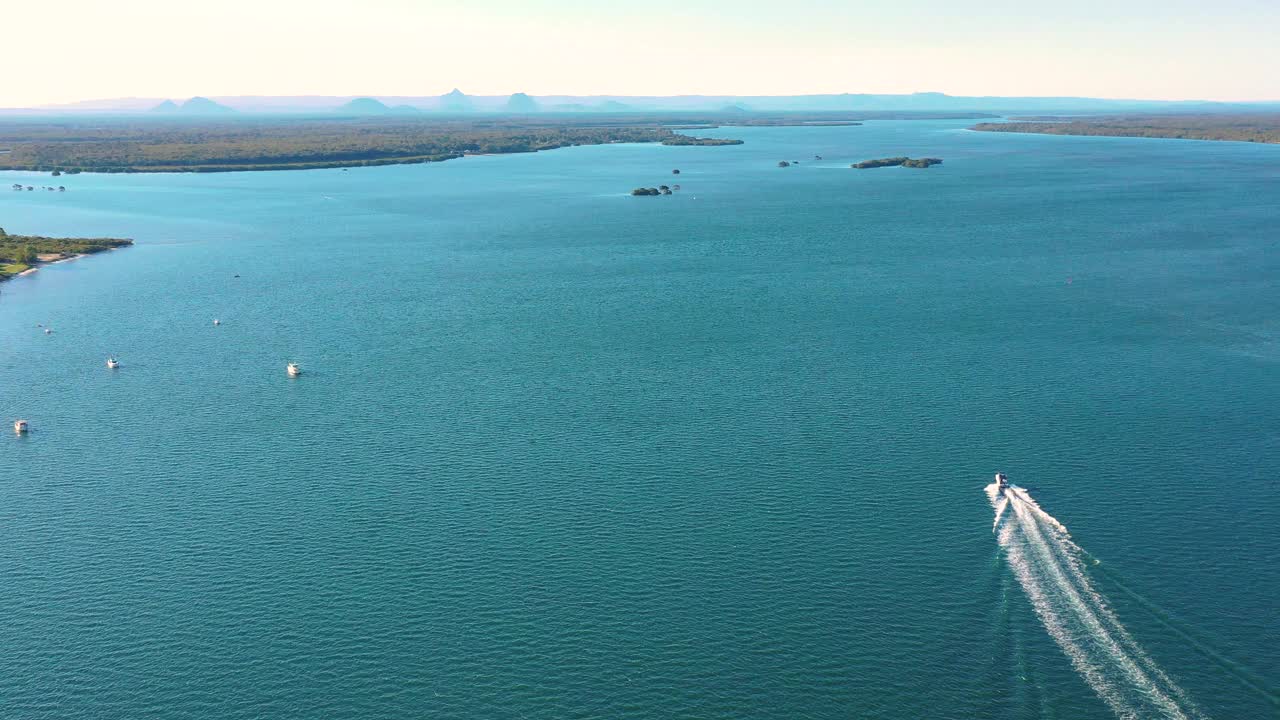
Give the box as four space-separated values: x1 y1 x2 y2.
1 121 1277 718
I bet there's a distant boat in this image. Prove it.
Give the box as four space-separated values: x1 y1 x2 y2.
106 357 120 369
287 362 302 378
14 419 29 434
44 328 52 335
213 319 221 326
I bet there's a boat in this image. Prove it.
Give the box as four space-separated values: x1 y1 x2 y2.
14 419 29 434
287 362 301 378
106 357 120 369
44 328 52 335
994 472 1009 495
213 319 221 326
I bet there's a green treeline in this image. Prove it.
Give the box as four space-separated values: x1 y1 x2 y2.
0 227 132 280
971 114 1280 144
0 117 750 173
852 157 942 168
661 136 744 146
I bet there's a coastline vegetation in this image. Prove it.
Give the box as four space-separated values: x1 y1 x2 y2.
0 228 133 281
0 116 761 174
852 157 942 168
0 112 990 174
660 136 743 147
971 114 1280 144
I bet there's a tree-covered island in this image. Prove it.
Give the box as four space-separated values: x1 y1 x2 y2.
852 157 943 168
970 114 1280 144
0 228 132 282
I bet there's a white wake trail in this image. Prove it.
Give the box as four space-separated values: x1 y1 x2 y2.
988 484 1204 720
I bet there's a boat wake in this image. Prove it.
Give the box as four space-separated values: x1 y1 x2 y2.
988 483 1205 720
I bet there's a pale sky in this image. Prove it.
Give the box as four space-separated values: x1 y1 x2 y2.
5 0 1279 106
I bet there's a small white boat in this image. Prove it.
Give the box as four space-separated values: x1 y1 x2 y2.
106 357 120 369
44 328 52 335
287 362 301 378
213 319 221 326
994 472 1010 496
14 419 29 434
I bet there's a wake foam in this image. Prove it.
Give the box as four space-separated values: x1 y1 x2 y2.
988 483 1204 720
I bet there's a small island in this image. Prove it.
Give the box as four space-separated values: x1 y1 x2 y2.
778 161 791 167
661 136 744 147
0 228 133 282
631 185 674 196
852 157 942 169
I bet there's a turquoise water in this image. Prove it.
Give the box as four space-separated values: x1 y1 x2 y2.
2 121 1278 718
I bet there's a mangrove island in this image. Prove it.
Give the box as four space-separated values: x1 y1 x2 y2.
852 157 943 169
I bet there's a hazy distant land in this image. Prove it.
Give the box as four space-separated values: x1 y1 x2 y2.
0 112 964 173
972 114 1280 144
25 89 1280 116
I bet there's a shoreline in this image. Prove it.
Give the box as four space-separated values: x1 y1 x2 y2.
0 242 131 284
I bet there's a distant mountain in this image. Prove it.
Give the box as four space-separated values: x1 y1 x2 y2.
337 97 392 114
440 88 474 112
177 97 235 115
721 103 751 114
505 93 540 113
37 92 1280 115
151 99 181 113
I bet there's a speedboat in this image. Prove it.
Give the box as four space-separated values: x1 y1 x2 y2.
14 419 29 434
994 472 1009 495
106 357 120 369
287 362 301 378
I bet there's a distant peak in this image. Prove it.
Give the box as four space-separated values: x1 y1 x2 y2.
338 97 392 114
505 92 540 112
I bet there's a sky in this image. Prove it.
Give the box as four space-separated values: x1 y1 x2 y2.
4 0 1279 106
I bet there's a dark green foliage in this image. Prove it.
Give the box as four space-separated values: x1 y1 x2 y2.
971 114 1280 144
661 136 744 146
0 233 132 280
852 157 942 168
0 117 748 174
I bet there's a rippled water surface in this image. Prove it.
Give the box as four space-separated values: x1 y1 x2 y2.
2 121 1278 718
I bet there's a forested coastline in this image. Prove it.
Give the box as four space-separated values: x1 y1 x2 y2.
0 229 132 281
0 115 771 173
972 114 1280 144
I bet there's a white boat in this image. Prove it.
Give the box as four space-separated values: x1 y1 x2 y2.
44 328 52 335
14 419 29 434
213 319 221 326
994 472 1009 495
106 357 120 369
287 362 301 378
